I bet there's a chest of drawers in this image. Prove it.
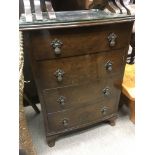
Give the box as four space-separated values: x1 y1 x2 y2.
21 10 134 147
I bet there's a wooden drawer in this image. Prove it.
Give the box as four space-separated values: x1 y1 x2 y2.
36 49 125 89
47 100 116 134
43 78 121 113
30 22 132 60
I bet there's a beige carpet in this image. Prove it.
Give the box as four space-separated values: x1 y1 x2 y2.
25 104 135 155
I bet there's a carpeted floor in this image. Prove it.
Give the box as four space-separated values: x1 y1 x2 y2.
25 104 135 155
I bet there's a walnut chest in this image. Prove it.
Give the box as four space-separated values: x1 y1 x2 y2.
20 10 134 147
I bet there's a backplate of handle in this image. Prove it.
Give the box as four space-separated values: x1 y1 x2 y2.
62 118 69 127
54 69 65 82
102 87 111 96
51 39 63 55
57 96 66 106
101 106 109 115
105 60 113 72
108 33 117 47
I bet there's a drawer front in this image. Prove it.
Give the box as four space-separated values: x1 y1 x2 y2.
30 22 132 60
36 49 125 89
43 78 121 113
47 100 116 134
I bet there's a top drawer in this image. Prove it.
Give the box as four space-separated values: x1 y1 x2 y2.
30 22 133 61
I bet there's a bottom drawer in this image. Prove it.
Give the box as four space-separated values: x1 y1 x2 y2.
47 101 116 134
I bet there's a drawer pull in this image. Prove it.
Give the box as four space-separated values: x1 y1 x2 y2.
101 107 109 115
24 80 31 84
62 118 69 127
108 33 117 47
57 96 66 106
102 87 111 96
51 39 63 55
105 61 113 72
54 69 65 82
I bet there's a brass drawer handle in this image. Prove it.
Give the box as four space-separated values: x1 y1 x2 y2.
62 118 69 127
57 96 66 106
102 87 111 96
108 33 117 47
105 60 113 72
54 69 65 82
101 107 109 115
51 39 63 55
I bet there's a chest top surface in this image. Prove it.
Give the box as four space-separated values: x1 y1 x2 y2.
19 9 134 30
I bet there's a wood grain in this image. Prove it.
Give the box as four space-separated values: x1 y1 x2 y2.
30 23 132 61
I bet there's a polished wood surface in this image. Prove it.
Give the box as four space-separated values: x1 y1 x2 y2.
36 49 125 89
47 100 117 134
30 23 132 61
43 77 122 113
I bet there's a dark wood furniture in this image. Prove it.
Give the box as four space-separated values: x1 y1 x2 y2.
23 48 40 107
23 94 40 113
50 0 90 11
20 1 134 147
